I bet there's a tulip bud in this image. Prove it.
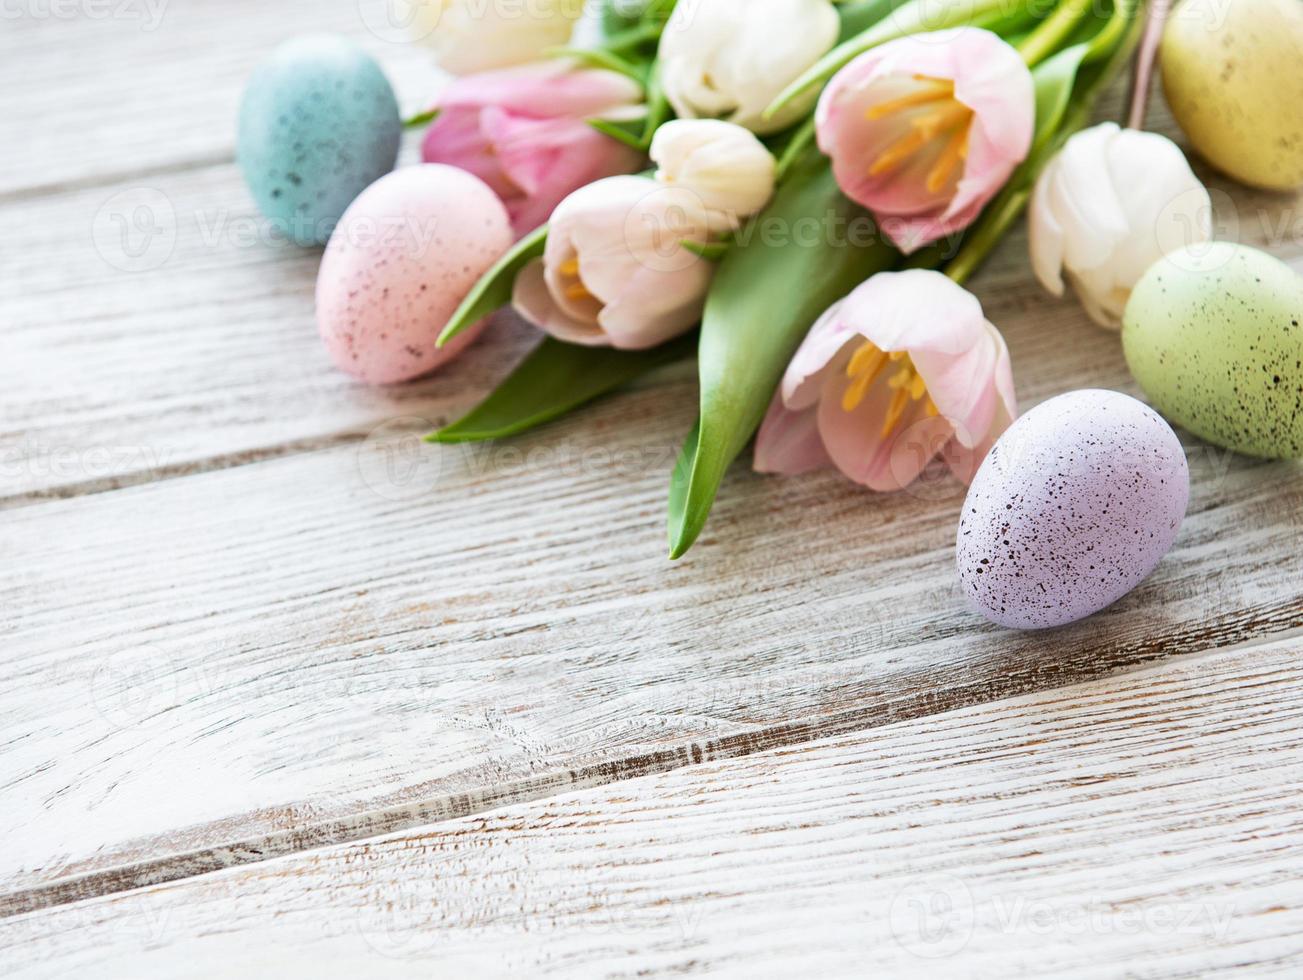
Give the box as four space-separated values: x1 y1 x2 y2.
1030 122 1213 329
657 0 839 135
422 61 645 238
512 175 715 349
649 119 776 233
406 0 585 75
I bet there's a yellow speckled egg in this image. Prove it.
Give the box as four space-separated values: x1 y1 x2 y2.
1161 0 1303 190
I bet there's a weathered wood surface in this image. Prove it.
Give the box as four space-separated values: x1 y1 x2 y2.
5 633 1302 978
5 353 1301 912
5 0 1303 970
0 0 437 198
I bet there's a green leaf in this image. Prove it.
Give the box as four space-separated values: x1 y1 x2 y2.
545 45 647 83
430 333 696 443
682 239 730 261
666 149 900 559
403 107 439 129
437 225 548 348
587 116 650 151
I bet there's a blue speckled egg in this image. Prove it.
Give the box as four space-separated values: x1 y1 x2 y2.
956 389 1189 630
238 35 401 246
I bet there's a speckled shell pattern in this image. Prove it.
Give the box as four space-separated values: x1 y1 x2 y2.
956 389 1190 630
315 165 513 385
238 35 401 246
1123 243 1303 460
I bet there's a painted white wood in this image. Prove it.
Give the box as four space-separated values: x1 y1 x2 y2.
4 634 1302 978
5 0 1303 948
0 0 442 196
4 369 1301 907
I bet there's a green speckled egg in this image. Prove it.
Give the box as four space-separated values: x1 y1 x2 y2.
1122 243 1303 459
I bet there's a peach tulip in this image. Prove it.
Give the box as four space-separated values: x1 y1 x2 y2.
421 61 645 238
754 269 1017 490
512 175 715 349
815 28 1034 253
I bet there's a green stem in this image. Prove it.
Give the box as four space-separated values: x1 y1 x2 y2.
1017 0 1094 66
945 0 1143 284
774 116 818 183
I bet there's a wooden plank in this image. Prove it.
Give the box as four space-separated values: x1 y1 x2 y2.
4 634 1302 977
4 323 1302 912
0 0 441 197
4 79 1301 502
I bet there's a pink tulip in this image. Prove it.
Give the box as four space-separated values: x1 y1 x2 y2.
754 269 1017 491
421 60 645 238
815 28 1034 253
512 175 715 349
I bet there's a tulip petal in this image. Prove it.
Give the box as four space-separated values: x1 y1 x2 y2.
439 62 642 118
753 397 831 474
512 258 607 345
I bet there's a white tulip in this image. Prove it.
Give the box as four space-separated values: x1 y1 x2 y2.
657 0 840 135
650 119 776 232
1030 122 1213 329
512 175 716 349
400 0 584 75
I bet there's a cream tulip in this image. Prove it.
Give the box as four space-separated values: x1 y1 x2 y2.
657 0 840 135
649 119 776 232
511 175 716 349
1029 122 1213 329
403 0 585 75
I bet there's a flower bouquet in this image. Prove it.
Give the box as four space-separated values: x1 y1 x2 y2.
239 0 1303 629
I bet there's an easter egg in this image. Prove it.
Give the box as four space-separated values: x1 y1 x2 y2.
238 35 401 246
956 390 1189 630
316 164 512 384
1123 243 1303 459
1161 0 1303 190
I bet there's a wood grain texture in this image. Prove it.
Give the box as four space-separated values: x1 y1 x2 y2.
5 328 1302 911
0 0 439 198
6 0 1303 944
5 633 1302 978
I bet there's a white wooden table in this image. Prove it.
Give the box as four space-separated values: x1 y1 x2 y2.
4 2 1303 976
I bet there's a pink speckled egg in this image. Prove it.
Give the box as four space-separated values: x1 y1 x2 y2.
956 389 1189 630
316 164 511 384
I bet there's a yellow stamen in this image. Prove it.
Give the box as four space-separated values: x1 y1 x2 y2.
926 126 970 193
558 257 581 277
564 282 592 301
864 76 954 120
868 128 930 177
881 386 912 438
841 342 889 412
842 341 933 438
865 79 974 183
924 397 939 418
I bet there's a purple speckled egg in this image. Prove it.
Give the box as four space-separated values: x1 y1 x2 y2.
956 389 1189 629
316 164 512 384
